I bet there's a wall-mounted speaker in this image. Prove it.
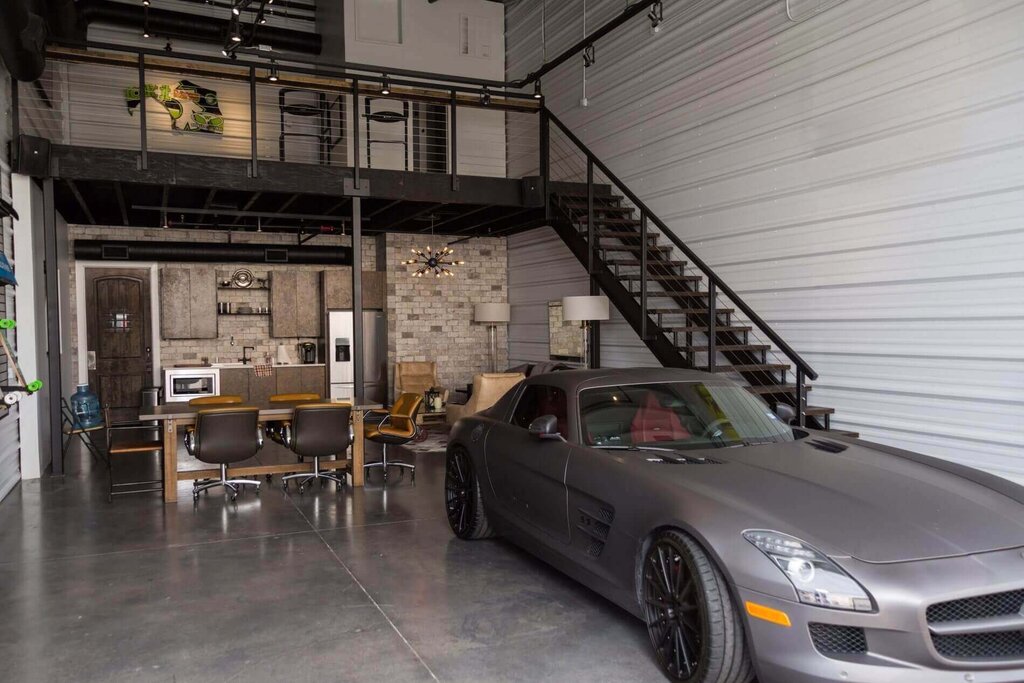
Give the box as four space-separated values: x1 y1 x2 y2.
14 134 51 178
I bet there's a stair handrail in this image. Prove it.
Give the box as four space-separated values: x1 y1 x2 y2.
546 109 818 381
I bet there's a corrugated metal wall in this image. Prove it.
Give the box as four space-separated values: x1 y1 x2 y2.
506 0 1024 483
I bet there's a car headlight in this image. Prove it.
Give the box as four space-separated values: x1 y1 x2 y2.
743 530 874 612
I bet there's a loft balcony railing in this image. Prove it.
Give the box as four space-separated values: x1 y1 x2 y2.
16 43 542 187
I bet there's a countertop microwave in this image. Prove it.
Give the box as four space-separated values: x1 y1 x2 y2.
163 368 220 403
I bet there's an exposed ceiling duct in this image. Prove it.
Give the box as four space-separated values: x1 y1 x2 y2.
75 0 322 56
0 0 50 80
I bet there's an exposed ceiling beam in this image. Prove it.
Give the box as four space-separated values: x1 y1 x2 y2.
133 205 353 222
390 203 448 231
113 181 129 226
66 179 96 224
452 207 538 235
425 204 489 231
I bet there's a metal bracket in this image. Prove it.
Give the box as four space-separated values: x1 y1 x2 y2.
583 44 596 68
343 177 370 196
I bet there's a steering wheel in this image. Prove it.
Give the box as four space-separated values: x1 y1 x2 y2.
700 418 732 440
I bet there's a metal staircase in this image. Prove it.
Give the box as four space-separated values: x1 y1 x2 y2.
542 110 834 430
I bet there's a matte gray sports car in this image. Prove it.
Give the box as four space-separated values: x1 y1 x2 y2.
444 368 1024 683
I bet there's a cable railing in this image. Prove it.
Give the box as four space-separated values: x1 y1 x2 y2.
18 43 544 185
544 110 818 424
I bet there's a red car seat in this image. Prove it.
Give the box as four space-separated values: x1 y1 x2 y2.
630 392 691 443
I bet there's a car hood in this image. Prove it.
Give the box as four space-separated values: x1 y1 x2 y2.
642 437 1024 563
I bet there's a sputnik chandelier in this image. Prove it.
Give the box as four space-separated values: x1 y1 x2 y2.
403 216 465 278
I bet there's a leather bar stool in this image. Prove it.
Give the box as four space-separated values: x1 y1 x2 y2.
364 392 423 482
281 403 353 493
189 395 243 406
185 407 263 502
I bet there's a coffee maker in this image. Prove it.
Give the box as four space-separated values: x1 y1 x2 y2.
298 342 318 364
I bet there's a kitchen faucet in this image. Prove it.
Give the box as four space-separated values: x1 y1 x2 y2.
240 346 255 365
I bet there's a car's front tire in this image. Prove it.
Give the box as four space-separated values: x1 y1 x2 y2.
641 530 753 683
445 445 494 540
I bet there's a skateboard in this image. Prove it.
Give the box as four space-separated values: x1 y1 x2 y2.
0 318 43 406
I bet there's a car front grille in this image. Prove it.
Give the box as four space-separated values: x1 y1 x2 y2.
927 589 1024 662
932 632 1024 660
808 623 867 656
927 589 1024 623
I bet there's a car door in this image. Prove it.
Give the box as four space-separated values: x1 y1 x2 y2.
484 384 572 544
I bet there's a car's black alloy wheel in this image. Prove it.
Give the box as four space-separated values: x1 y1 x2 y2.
642 530 753 683
445 446 493 540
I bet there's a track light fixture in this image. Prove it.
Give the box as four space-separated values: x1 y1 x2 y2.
267 61 279 82
142 0 149 5
648 1 664 32
380 74 391 96
142 7 151 38
533 81 542 99
228 17 242 42
480 86 491 106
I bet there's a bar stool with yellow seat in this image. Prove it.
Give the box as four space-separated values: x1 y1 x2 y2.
266 393 321 448
364 392 423 482
188 395 243 406
281 403 353 493
185 406 263 502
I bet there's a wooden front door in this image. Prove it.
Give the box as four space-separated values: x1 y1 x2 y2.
84 268 153 411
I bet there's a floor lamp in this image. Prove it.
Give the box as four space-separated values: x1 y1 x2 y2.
562 295 609 369
474 303 510 373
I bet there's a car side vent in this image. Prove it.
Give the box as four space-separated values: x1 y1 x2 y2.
807 439 848 454
577 506 615 558
809 623 868 656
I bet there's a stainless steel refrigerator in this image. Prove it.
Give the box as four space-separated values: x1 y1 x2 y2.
328 310 388 403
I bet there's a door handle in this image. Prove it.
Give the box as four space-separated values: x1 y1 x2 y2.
87 350 97 370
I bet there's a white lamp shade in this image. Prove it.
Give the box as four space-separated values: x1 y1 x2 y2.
562 295 609 322
474 302 511 323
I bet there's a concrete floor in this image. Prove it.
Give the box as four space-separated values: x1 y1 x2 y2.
0 432 665 682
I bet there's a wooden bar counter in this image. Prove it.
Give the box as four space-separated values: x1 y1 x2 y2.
139 399 381 503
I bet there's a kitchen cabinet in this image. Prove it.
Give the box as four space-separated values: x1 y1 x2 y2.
219 367 249 399
270 271 297 338
322 270 386 310
160 266 217 339
296 271 321 337
274 365 326 398
271 271 322 338
249 373 277 404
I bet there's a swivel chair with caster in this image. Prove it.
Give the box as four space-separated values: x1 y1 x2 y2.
364 392 423 482
281 403 353 493
185 407 263 502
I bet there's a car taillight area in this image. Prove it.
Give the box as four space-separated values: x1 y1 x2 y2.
927 589 1024 662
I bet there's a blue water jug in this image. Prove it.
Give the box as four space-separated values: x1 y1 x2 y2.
70 384 103 429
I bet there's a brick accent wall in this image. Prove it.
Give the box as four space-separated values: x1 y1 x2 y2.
385 233 509 396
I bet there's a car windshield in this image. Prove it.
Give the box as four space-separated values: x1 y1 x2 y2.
579 382 793 450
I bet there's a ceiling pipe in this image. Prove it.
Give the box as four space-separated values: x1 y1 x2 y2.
76 0 322 56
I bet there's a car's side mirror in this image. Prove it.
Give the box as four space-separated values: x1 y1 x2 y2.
774 403 797 425
528 415 564 441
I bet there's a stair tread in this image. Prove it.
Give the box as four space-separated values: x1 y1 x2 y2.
679 343 770 351
665 325 752 333
645 291 713 298
600 245 673 252
696 363 789 373
557 193 624 204
622 276 703 285
804 406 836 416
577 217 643 226
649 307 734 315
745 384 813 395
596 230 657 239
608 259 686 266
560 201 633 213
